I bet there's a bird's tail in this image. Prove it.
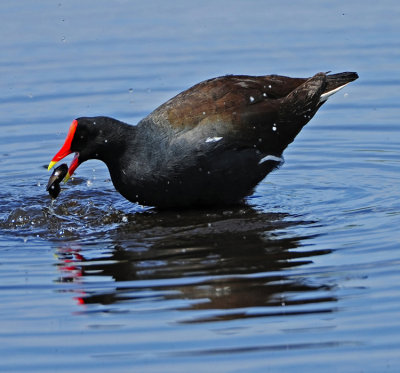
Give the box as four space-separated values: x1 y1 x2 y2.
275 71 358 150
320 72 359 102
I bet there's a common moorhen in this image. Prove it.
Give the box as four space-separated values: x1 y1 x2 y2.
48 71 358 208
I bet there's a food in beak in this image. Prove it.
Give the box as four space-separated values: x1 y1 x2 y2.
46 163 68 199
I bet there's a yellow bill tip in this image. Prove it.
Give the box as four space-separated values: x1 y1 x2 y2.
48 160 57 171
63 172 71 183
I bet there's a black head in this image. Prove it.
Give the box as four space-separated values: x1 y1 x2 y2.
70 117 117 162
48 116 129 180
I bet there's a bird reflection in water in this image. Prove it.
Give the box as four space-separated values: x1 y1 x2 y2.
54 207 336 322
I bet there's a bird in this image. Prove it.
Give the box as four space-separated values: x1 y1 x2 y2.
47 71 358 208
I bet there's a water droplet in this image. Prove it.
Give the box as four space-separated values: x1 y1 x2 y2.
258 138 262 142
249 96 255 103
86 180 92 187
268 85 272 89
208 223 212 227
122 216 128 223
203 111 206 115
263 93 267 97
104 139 108 143
272 123 277 132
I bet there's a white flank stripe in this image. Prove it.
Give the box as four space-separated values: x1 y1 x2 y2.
205 136 223 143
258 155 283 165
319 82 349 103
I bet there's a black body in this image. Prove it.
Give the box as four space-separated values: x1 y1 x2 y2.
66 72 358 208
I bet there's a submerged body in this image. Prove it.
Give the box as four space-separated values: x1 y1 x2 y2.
48 71 358 208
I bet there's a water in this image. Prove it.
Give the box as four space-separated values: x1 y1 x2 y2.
1 1 399 372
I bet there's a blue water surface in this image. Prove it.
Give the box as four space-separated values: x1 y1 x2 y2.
0 1 399 372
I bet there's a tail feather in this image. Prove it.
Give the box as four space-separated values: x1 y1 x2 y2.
320 72 358 102
319 82 350 103
276 71 358 149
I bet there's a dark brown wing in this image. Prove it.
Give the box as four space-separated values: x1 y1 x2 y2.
148 74 308 131
144 72 357 154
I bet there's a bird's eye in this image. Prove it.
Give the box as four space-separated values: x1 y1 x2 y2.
70 127 89 151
